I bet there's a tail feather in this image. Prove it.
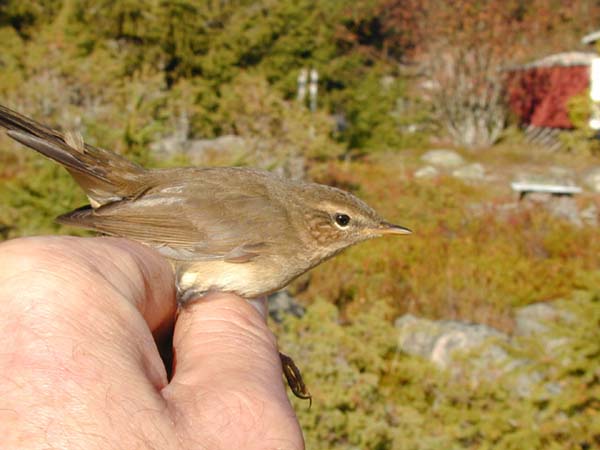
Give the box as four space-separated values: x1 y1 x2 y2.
55 205 97 229
0 104 147 206
7 130 109 180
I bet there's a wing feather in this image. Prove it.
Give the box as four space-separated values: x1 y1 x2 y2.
57 176 291 262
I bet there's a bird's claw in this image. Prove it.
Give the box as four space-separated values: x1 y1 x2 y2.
279 352 312 408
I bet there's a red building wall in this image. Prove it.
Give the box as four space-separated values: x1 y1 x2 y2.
507 65 589 129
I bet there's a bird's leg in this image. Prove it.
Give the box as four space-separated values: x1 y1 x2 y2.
177 288 209 306
279 352 312 407
175 272 312 404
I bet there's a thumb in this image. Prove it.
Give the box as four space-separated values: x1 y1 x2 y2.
162 293 304 450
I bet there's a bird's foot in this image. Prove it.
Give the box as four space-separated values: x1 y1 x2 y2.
279 352 312 407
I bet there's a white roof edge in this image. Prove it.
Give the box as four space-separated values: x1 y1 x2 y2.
509 51 599 70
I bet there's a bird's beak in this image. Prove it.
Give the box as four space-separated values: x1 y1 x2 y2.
374 222 412 235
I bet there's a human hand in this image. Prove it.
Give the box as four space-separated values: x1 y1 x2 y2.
0 236 303 450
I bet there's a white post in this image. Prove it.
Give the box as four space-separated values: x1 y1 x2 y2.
297 68 308 103
309 68 319 112
589 57 600 129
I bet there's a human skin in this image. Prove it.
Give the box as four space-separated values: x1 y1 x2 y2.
0 236 304 450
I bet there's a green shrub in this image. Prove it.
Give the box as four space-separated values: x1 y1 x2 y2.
562 90 600 155
218 73 344 165
278 291 600 449
0 151 88 238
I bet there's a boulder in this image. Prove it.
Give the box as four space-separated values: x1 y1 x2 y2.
414 165 439 179
394 314 508 369
421 149 465 168
150 134 247 163
394 314 535 397
545 196 582 227
395 303 575 397
514 166 577 187
186 135 247 160
452 162 485 181
268 290 305 323
514 302 574 337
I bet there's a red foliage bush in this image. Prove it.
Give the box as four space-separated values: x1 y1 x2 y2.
507 66 589 128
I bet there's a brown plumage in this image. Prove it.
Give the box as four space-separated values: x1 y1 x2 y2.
0 104 410 301
0 104 411 400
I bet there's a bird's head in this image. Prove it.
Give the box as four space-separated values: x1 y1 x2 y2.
296 183 411 259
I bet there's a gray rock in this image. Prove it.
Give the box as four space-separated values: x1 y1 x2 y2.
545 196 582 227
583 167 600 192
394 309 567 398
580 203 598 227
512 302 574 398
394 314 508 369
514 302 574 337
268 290 305 323
150 135 184 156
151 134 307 179
414 165 439 179
452 162 485 181
514 167 577 187
421 149 465 168
394 299 584 399
150 134 247 163
186 135 246 159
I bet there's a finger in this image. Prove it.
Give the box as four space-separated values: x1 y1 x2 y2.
88 236 177 333
0 236 177 332
0 236 177 389
163 292 304 450
0 236 179 446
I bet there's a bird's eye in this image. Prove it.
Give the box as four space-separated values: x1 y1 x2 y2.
334 213 351 227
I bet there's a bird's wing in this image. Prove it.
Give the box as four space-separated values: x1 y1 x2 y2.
57 176 289 262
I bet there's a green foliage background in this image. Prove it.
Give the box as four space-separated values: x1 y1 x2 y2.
279 292 600 449
0 1 599 449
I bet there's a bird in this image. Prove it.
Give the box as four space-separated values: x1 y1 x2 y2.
0 104 411 401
